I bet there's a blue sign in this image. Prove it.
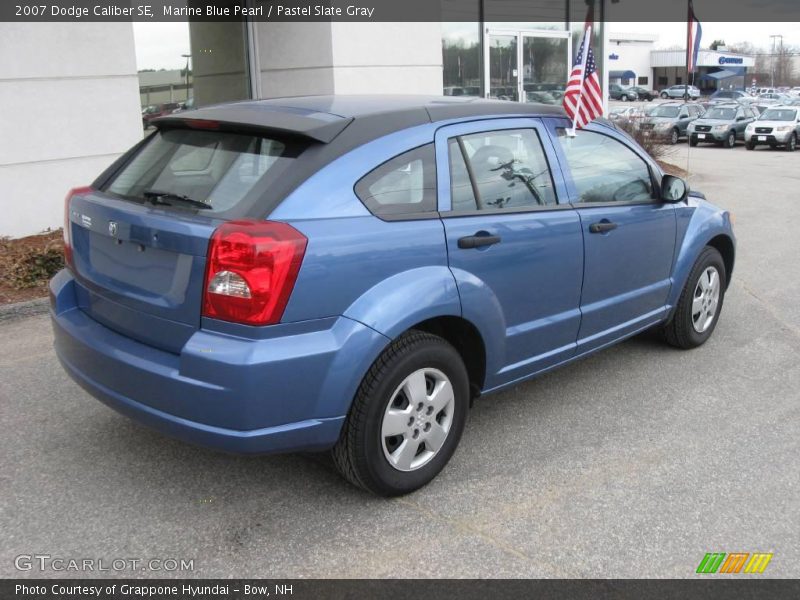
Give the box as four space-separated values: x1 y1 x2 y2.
609 53 619 60
719 56 744 65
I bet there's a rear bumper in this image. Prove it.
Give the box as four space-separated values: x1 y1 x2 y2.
50 270 388 454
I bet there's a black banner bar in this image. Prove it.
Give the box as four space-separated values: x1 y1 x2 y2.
3 579 800 600
2 0 800 22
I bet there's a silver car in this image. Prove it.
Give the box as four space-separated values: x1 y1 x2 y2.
745 106 800 151
660 85 701 100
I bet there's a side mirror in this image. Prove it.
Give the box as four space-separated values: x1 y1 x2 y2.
736 116 746 121
661 175 689 203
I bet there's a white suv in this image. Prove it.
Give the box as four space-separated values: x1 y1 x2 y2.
745 106 800 151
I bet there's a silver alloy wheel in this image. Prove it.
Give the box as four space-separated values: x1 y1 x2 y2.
381 368 455 472
692 266 721 333
671 129 679 144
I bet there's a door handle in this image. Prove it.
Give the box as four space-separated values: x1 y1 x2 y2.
457 234 502 249
589 221 618 234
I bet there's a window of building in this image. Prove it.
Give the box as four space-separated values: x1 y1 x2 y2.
443 23 482 97
658 76 668 86
557 130 653 204
638 76 649 85
355 145 437 217
447 129 557 211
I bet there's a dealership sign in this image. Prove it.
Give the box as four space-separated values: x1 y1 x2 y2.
719 56 744 65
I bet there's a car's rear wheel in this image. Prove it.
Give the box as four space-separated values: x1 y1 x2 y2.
332 330 469 496
663 247 726 349
786 133 797 152
724 131 736 148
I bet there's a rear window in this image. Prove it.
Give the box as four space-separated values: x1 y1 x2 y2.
106 128 301 215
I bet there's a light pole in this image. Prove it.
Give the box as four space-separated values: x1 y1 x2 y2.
181 53 191 100
769 35 782 88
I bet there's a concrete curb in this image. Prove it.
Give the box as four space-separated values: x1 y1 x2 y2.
0 297 49 323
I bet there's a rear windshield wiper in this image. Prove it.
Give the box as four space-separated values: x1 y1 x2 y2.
143 189 212 210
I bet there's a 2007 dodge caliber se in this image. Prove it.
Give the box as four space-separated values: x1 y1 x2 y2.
51 96 735 496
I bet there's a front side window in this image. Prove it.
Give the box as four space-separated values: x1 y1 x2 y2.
558 130 654 204
447 129 557 211
354 144 437 217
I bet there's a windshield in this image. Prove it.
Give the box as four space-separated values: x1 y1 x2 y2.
760 109 797 121
704 108 737 120
649 106 680 118
106 128 300 215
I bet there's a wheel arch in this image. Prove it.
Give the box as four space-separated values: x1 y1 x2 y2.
706 233 735 288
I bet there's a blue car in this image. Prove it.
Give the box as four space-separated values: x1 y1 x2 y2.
51 96 735 495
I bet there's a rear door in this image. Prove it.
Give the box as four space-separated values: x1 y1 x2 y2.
548 121 677 353
435 119 584 388
68 126 301 353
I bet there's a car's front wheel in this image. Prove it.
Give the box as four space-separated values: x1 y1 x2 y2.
332 330 470 496
670 128 680 145
746 140 756 150
661 92 669 99
785 133 797 152
724 131 736 148
663 247 727 349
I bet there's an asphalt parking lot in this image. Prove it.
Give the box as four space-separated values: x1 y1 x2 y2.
1 139 799 579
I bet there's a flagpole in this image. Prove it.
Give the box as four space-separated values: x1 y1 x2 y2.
569 25 592 137
684 0 691 103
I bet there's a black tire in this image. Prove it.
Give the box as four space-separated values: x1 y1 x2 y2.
332 330 470 496
724 131 736 148
670 128 680 145
661 92 669 99
663 247 727 350
621 95 629 102
689 137 698 147
647 97 654 102
785 133 797 152
746 140 756 150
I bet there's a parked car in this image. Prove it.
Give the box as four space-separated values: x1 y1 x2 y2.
141 102 180 128
627 86 657 101
709 90 751 102
608 106 647 125
660 85 701 100
688 103 757 147
171 97 195 113
745 105 800 151
51 96 735 496
789 87 800 97
609 84 638 101
641 102 705 144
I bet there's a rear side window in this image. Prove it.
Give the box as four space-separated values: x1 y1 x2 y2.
447 128 557 211
106 128 299 215
354 144 437 217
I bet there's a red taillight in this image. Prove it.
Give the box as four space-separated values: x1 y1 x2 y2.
64 186 93 269
202 220 307 326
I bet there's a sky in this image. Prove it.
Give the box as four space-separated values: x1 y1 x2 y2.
613 22 800 51
132 21 800 71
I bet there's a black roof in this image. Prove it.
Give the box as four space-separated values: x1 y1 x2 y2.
154 95 566 144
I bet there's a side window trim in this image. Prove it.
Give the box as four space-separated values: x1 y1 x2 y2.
434 117 568 215
455 136 484 210
546 122 661 207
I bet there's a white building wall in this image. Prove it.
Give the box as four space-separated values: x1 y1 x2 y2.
255 22 442 98
0 23 143 238
607 33 657 86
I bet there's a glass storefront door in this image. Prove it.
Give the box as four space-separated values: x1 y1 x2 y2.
486 29 570 104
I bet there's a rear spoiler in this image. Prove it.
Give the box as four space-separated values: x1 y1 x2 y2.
153 102 353 143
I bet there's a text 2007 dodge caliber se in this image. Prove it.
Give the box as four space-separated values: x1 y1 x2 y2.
51 96 735 496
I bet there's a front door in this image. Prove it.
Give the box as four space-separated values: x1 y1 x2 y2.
547 120 677 353
486 29 570 104
435 119 584 389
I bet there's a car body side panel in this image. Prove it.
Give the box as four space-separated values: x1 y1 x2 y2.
667 198 735 318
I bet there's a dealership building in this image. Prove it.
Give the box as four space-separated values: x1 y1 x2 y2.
608 32 755 92
4 0 613 237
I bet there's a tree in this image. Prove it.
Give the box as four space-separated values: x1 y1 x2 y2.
710 39 726 50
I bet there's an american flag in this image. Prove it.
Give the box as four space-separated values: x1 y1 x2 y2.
562 27 603 130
